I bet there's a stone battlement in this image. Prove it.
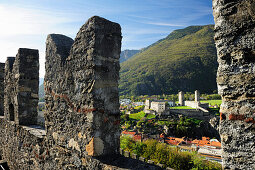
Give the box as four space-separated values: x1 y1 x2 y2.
4 48 39 125
0 16 162 170
0 3 254 168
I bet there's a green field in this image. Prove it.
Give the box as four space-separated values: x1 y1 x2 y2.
129 111 146 120
129 111 155 120
170 106 195 109
146 113 156 119
200 100 222 106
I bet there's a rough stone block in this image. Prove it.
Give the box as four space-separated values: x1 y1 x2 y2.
213 0 255 169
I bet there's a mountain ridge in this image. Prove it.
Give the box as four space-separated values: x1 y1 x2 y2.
119 25 218 96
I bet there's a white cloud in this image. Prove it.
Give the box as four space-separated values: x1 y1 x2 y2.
143 21 183 27
0 4 83 77
124 28 171 35
0 5 76 36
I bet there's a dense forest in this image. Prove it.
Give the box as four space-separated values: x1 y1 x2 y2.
119 25 218 96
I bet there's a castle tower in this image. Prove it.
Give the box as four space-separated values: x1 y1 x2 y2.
4 49 39 125
178 91 184 106
195 90 200 102
0 63 4 116
145 99 151 110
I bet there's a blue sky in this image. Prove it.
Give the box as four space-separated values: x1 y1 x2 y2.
0 0 214 77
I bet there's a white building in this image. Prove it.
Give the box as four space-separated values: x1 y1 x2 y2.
145 99 175 114
151 101 165 113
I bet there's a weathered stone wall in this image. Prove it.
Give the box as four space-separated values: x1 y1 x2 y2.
44 16 122 157
0 16 163 170
0 63 4 115
0 115 161 169
4 49 39 125
166 109 210 120
213 0 255 169
0 116 46 169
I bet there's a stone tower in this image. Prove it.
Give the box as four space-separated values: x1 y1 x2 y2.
145 99 151 110
44 16 122 156
213 0 255 169
0 63 4 116
4 49 39 125
178 91 184 106
195 90 200 102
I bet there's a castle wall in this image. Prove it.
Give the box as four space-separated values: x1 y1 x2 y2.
0 16 161 170
165 109 210 120
0 116 46 169
184 101 199 108
213 0 255 169
0 63 4 115
4 49 39 125
44 16 122 157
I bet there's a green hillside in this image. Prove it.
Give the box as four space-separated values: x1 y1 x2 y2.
119 25 217 95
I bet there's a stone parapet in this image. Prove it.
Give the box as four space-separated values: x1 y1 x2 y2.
4 48 39 126
0 63 4 115
213 0 255 169
44 16 122 157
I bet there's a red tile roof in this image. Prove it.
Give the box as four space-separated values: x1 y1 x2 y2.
133 135 142 141
122 130 136 135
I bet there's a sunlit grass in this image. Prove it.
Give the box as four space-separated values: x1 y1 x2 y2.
200 100 222 106
170 106 195 109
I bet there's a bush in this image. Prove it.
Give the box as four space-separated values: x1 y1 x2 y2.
120 137 222 170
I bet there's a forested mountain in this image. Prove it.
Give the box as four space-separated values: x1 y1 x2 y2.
120 50 140 63
119 25 218 96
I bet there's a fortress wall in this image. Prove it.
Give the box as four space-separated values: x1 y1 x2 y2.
4 49 39 125
0 63 4 115
0 117 46 169
166 109 210 120
44 16 122 157
213 0 255 169
0 16 146 170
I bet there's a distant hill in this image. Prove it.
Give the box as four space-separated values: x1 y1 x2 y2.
119 25 218 96
120 50 140 63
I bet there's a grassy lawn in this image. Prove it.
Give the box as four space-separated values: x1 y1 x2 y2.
146 114 156 119
200 100 222 106
129 111 156 120
170 106 195 109
129 111 146 120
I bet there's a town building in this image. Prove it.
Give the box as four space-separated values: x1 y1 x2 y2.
145 99 174 114
151 101 165 113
